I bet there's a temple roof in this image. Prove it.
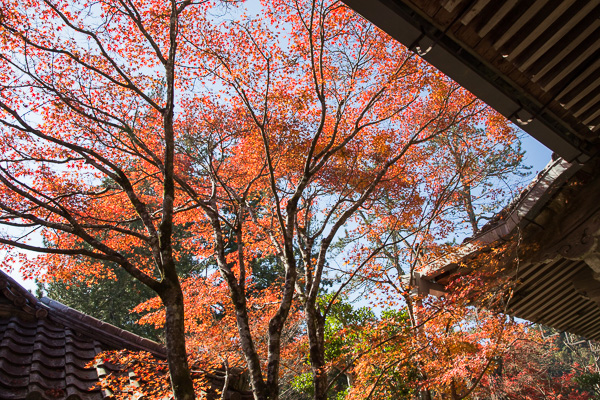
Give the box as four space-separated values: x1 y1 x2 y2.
0 270 255 400
342 0 600 163
0 270 165 400
418 158 600 340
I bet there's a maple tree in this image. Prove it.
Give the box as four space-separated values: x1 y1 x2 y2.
339 213 599 400
38 222 199 340
324 111 531 399
332 272 524 400
472 327 600 400
0 0 526 399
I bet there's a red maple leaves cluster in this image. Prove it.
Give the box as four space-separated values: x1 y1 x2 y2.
0 0 594 399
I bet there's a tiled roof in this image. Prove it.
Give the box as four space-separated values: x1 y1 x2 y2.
0 270 166 400
0 310 104 399
0 271 255 400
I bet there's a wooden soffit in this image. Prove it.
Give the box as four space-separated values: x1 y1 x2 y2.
418 158 600 340
342 0 600 163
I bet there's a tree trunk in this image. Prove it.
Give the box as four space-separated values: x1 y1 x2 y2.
305 302 327 400
419 389 432 400
460 182 479 235
234 302 268 400
162 286 196 400
264 256 298 400
408 295 432 400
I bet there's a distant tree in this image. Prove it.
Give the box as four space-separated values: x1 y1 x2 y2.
37 223 200 341
290 296 379 400
431 125 530 236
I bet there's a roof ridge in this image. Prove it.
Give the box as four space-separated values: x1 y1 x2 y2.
420 158 580 279
0 270 48 318
40 297 166 358
468 157 579 245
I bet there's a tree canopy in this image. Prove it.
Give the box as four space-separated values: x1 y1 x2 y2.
0 1 587 399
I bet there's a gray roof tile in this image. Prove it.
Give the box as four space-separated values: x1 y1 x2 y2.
0 270 254 399
0 270 166 400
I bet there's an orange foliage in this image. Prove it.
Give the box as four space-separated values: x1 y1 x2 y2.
0 0 526 398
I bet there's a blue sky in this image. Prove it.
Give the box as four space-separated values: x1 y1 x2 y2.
2 0 553 293
5 130 552 293
521 132 553 173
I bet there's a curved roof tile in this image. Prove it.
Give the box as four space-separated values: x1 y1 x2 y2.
0 270 166 400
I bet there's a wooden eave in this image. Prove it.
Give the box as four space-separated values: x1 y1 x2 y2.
342 0 600 163
418 158 600 340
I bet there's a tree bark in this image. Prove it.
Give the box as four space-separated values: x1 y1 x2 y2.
210 214 268 400
264 254 298 400
305 300 328 400
233 298 268 400
161 285 196 400
460 182 479 235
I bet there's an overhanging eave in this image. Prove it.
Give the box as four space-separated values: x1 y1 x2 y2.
343 0 600 163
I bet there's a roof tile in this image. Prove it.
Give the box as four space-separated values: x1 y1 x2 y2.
0 270 166 400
